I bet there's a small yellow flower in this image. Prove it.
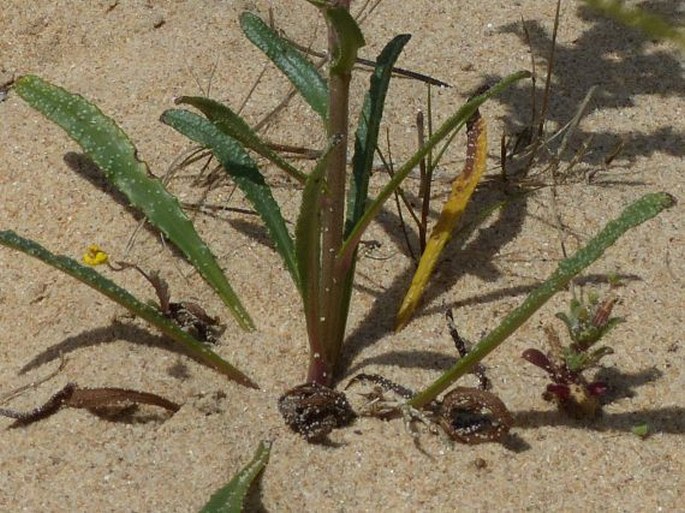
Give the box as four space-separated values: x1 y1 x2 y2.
83 244 109 266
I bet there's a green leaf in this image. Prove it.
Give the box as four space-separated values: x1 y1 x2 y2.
175 96 307 183
199 440 271 513
14 75 254 331
409 192 676 408
292 134 342 370
346 34 411 236
240 12 328 120
339 70 531 270
0 231 257 388
161 108 299 291
631 423 650 439
336 34 411 347
313 3 366 74
294 149 328 352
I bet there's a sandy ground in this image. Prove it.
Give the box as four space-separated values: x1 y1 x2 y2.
1 1 683 512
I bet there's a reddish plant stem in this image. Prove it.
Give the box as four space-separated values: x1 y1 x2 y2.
307 2 352 386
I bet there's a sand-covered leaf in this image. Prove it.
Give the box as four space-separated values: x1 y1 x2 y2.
199 441 271 513
0 230 257 388
14 75 254 331
240 12 328 120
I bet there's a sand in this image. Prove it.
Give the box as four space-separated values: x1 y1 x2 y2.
1 1 682 511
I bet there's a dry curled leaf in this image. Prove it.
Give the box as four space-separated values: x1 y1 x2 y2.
439 387 513 444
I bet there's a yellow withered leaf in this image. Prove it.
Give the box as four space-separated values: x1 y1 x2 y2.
395 111 487 331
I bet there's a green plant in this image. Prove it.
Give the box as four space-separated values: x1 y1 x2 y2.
0 3 528 454
1 2 679 510
3 6 527 399
407 192 675 410
522 288 623 418
2 0 676 439
200 441 271 513
158 4 529 393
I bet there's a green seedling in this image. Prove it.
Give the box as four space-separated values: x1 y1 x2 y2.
631 423 651 439
522 288 623 419
200 440 271 513
556 291 623 354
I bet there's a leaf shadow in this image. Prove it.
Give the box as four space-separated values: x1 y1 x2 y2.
515 364 683 435
339 179 530 376
495 2 684 166
19 320 195 376
242 468 271 513
514 405 685 436
63 152 185 260
85 405 177 424
227 217 277 249
63 152 135 211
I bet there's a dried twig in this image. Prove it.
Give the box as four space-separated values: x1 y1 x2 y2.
0 383 180 427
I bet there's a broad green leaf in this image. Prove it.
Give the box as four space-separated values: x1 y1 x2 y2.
240 12 328 120
409 192 675 408
0 231 258 388
175 96 307 183
161 108 299 291
14 75 254 331
199 440 271 513
396 111 488 330
339 70 531 271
